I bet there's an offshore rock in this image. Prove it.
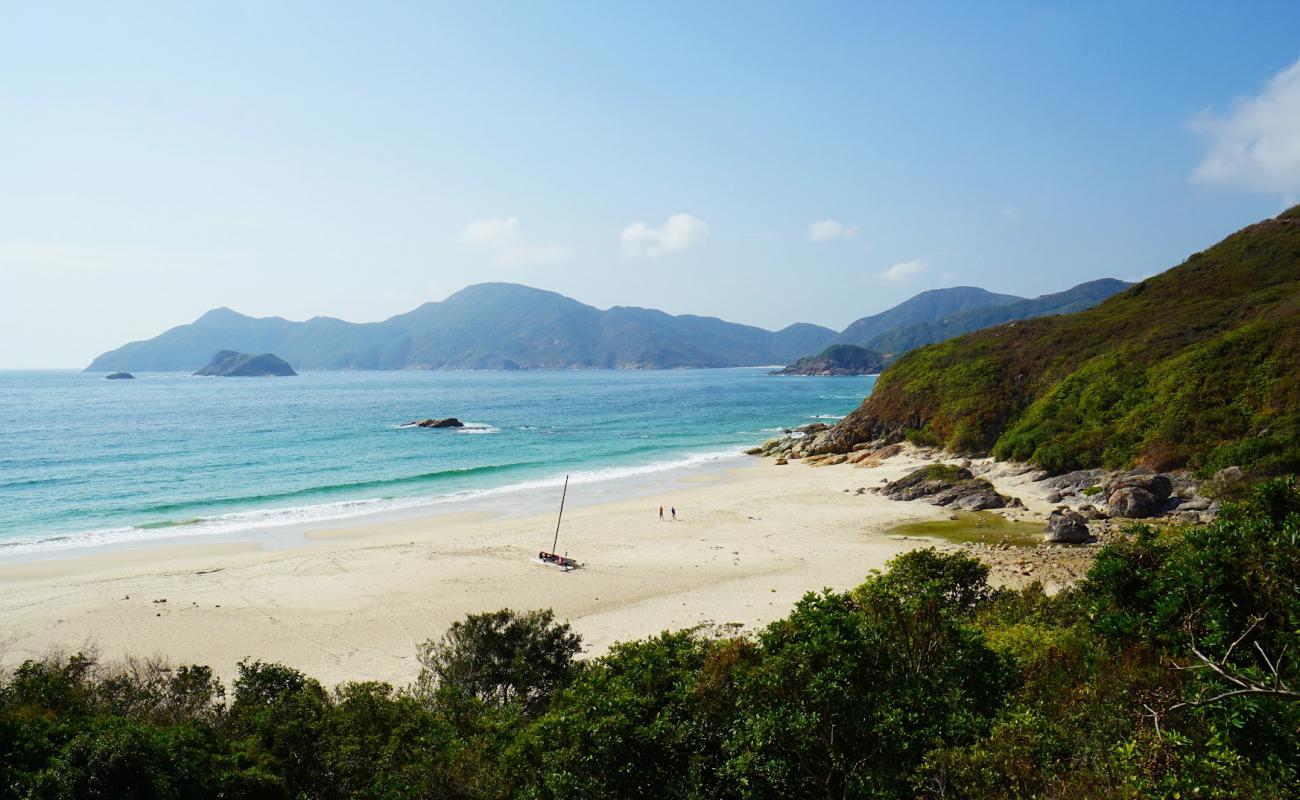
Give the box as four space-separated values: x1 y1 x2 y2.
105 372 135 380
403 417 464 429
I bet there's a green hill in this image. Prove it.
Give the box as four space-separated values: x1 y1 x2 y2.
862 278 1130 355
770 344 887 375
834 286 1023 348
825 207 1300 477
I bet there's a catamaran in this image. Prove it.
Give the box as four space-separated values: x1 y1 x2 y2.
534 474 580 571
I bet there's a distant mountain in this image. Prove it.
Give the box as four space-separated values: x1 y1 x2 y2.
194 350 297 377
769 345 886 376
834 287 1023 349
820 207 1300 476
861 278 1131 355
86 283 838 372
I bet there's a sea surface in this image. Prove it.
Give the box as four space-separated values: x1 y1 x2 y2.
0 369 875 556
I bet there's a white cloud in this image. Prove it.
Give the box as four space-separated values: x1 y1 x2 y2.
879 259 928 283
621 213 709 257
1190 56 1300 193
458 217 569 264
1000 205 1021 223
808 219 858 242
459 217 520 248
498 244 572 265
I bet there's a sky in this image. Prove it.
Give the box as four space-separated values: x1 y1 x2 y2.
3 2 1300 368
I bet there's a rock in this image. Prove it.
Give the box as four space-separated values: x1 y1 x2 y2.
1178 496 1212 512
1041 468 1105 493
880 464 1009 510
744 447 764 456
1104 471 1173 501
403 417 464 429
1043 509 1091 543
1107 486 1161 518
774 458 788 465
809 454 848 467
1045 491 1063 504
1205 466 1248 499
194 350 296 377
105 372 135 380
795 422 830 436
941 483 1008 511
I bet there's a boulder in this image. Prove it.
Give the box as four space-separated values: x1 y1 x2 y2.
1107 486 1161 518
1041 468 1105 494
881 464 1009 510
105 372 135 380
1104 472 1173 501
774 458 788 466
1043 509 1091 543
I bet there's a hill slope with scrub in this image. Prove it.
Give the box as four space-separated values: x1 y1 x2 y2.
825 207 1300 476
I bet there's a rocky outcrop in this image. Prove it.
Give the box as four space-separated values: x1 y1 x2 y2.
401 417 464 429
879 464 1012 511
105 372 135 380
1043 509 1091 543
194 350 297 377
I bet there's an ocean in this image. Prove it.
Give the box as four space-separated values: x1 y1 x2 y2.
0 368 875 556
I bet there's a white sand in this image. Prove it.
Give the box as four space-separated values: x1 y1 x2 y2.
0 453 1050 688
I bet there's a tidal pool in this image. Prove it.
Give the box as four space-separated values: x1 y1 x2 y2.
889 511 1042 547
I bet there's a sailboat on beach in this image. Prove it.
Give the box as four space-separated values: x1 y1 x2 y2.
534 474 580 571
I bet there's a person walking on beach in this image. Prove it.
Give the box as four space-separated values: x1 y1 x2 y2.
671 506 676 521
659 505 664 521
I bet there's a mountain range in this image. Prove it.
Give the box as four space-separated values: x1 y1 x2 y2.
821 206 1300 476
86 278 1129 373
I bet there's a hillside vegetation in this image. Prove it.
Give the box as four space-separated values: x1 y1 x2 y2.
4 483 1300 798
829 208 1300 476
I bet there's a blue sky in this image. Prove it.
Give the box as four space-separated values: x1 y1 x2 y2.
3 2 1300 367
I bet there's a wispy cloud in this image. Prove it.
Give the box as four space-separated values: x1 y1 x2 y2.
458 217 569 264
1000 205 1021 223
879 259 928 283
808 219 858 242
1190 56 1300 193
621 213 709 257
459 217 520 248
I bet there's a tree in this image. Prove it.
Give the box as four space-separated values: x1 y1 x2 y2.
416 609 581 718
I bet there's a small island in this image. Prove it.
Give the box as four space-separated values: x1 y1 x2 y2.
104 372 135 380
769 344 886 376
194 350 297 377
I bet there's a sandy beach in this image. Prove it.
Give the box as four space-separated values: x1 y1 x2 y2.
0 452 1058 688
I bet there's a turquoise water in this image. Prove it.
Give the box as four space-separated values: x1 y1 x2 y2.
0 369 875 554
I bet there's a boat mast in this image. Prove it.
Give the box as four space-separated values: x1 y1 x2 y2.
551 474 569 554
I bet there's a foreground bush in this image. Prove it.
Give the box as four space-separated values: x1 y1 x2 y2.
3 483 1299 798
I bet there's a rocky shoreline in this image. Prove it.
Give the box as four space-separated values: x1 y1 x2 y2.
751 424 1239 588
